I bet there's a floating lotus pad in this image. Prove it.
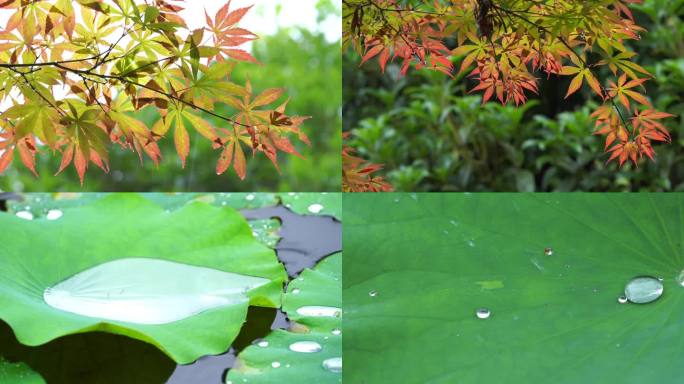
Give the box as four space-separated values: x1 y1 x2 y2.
227 253 342 383
0 358 45 384
0 194 287 364
280 193 342 220
6 192 280 216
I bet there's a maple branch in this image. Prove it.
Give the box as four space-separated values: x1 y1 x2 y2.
366 0 427 65
51 62 251 129
10 68 66 116
1 53 252 131
491 4 634 132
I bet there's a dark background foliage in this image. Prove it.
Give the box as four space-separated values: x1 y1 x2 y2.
1 1 341 193
343 0 684 191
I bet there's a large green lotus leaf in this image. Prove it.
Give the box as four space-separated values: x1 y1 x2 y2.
344 193 684 384
7 193 282 249
0 194 287 364
0 358 44 384
7 192 279 214
227 253 342 383
143 193 279 210
280 193 342 220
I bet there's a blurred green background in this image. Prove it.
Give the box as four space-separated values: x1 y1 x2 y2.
1 0 341 192
343 0 684 191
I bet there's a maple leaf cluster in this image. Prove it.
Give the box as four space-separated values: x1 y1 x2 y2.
0 0 309 183
343 133 393 192
343 0 675 167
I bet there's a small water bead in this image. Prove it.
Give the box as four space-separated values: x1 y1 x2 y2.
624 276 664 304
271 361 281 369
476 308 490 319
15 211 34 220
468 239 475 247
46 209 63 220
322 357 342 373
331 328 341 336
308 204 324 214
618 295 628 304
679 270 684 287
544 247 553 256
289 341 322 353
368 290 378 297
257 340 269 347
245 194 255 201
291 288 301 295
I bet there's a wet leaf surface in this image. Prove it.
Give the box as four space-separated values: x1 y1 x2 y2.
344 193 684 384
226 253 342 384
0 194 286 364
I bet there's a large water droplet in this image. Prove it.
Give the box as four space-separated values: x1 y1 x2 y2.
43 258 269 325
624 276 664 304
15 211 33 220
289 341 322 353
476 308 490 319
322 357 342 373
307 204 324 214
46 209 63 220
296 306 341 318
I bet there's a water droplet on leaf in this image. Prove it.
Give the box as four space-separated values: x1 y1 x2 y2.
271 361 281 368
15 211 33 220
296 306 341 317
289 341 322 353
624 276 664 304
476 308 490 319
618 295 627 304
46 209 63 220
322 357 342 373
544 247 553 256
308 203 324 213
368 290 377 297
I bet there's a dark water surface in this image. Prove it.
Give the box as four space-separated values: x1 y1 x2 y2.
0 195 342 384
